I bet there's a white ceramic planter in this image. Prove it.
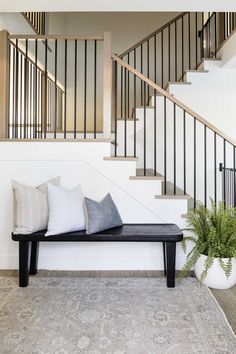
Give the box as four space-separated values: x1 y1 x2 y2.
194 254 236 289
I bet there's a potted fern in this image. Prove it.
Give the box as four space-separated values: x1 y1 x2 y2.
181 200 236 289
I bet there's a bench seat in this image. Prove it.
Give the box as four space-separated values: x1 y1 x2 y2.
12 223 183 288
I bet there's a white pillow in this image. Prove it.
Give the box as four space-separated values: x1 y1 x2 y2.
46 184 86 236
12 177 60 234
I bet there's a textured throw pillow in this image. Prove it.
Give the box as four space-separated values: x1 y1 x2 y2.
84 193 123 234
12 177 60 234
46 184 86 236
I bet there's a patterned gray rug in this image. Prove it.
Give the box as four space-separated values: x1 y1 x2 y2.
0 277 235 354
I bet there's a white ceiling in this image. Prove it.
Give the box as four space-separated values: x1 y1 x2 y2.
1 0 236 12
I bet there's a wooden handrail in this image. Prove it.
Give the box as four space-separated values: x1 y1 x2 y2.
120 12 188 58
112 54 236 147
9 34 104 41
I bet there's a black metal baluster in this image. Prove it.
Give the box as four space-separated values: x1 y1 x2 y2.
154 35 157 84
121 66 123 119
226 13 228 38
19 53 23 139
182 16 184 81
94 40 97 138
234 146 236 206
7 43 12 138
12 46 15 138
64 39 67 139
164 96 167 193
173 103 176 194
74 39 77 139
34 39 38 138
127 53 130 119
44 39 47 139
147 39 150 100
144 82 146 175
161 30 164 88
195 13 198 67
188 12 191 69
223 139 226 205
141 44 143 105
204 125 207 207
24 39 28 139
154 90 157 176
84 40 87 138
183 110 186 194
208 13 211 57
168 26 170 82
175 21 177 82
134 49 137 158
114 61 117 156
194 117 196 209
124 67 127 156
54 39 58 139
214 132 217 203
29 63 32 139
15 39 19 138
215 13 217 57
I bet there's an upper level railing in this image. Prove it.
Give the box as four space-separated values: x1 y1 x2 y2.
0 31 112 140
112 54 236 208
119 12 236 100
22 12 46 35
200 12 236 59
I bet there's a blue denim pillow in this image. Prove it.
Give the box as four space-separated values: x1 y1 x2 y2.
84 193 123 234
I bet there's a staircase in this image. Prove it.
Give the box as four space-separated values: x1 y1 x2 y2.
1 11 236 270
2 11 236 223
109 11 236 216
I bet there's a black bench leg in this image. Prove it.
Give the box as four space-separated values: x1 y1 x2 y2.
19 241 30 287
30 241 39 275
162 242 166 276
166 242 176 288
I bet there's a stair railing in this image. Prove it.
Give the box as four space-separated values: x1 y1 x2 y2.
22 12 46 35
119 12 236 98
1 31 112 140
112 54 236 208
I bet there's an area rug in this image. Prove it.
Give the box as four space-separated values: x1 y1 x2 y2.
0 277 235 354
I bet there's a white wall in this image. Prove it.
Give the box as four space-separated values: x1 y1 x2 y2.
0 12 35 34
48 12 179 55
0 141 187 270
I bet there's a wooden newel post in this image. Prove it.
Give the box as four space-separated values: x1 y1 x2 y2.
103 32 112 138
0 30 9 139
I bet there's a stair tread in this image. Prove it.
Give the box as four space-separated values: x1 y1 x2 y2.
202 57 221 61
129 175 164 181
116 118 139 121
104 156 138 161
185 69 209 73
155 194 192 200
168 81 191 85
136 168 156 176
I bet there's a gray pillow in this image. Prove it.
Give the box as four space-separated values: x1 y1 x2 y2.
84 194 123 234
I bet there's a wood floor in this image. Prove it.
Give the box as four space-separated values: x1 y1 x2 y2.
1 270 235 334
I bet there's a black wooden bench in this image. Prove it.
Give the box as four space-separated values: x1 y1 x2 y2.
12 223 183 288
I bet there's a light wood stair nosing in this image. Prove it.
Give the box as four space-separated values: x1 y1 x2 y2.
103 156 138 161
155 194 192 200
129 175 164 181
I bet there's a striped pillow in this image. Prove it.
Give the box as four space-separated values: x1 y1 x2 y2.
12 177 60 234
